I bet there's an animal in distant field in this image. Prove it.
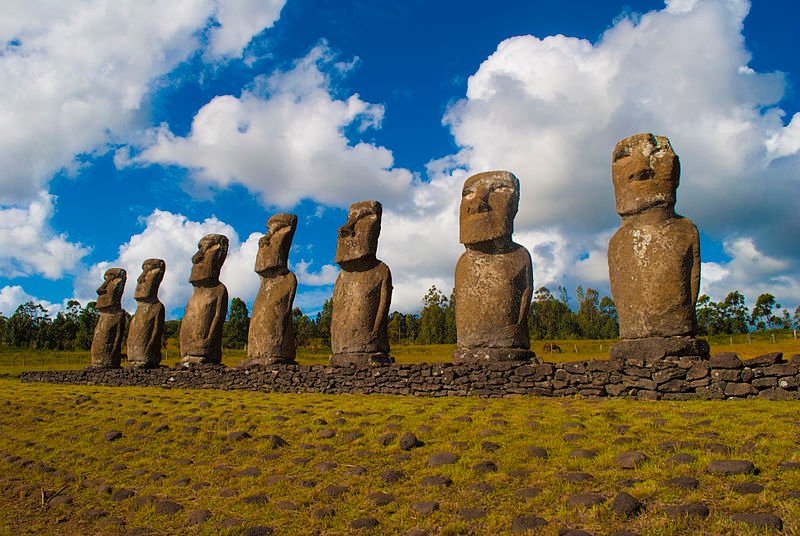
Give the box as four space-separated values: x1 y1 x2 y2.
543 342 562 353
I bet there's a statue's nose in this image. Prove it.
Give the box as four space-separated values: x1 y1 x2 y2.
467 185 491 214
338 224 355 238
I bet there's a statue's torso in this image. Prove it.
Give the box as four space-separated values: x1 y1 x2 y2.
455 244 532 348
91 310 126 366
128 301 165 363
248 272 297 359
609 216 698 339
180 284 227 359
331 262 391 355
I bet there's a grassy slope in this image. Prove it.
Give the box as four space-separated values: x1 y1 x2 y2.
0 379 799 535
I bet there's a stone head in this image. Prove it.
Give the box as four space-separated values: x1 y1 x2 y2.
334 200 382 266
255 214 297 275
134 258 166 301
189 234 229 285
459 170 520 245
612 133 680 217
96 268 126 311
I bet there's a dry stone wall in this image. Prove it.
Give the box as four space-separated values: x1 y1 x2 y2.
20 352 800 401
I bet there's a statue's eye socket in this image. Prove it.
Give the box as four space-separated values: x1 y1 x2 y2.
462 189 475 198
613 149 630 162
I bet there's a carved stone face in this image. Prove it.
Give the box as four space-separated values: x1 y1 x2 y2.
612 133 680 217
189 234 229 285
334 201 382 265
459 171 520 245
134 259 166 300
255 214 297 275
96 268 126 311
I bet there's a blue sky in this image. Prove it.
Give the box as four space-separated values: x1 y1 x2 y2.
0 0 798 320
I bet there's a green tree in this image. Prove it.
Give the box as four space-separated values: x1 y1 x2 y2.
4 301 50 348
779 309 792 329
444 290 457 344
751 293 778 331
75 301 99 350
163 320 181 343
404 313 420 342
315 298 333 347
598 296 619 339
577 287 602 339
387 311 404 345
529 287 579 340
719 291 749 334
417 286 447 344
695 294 716 336
293 307 316 348
223 297 249 349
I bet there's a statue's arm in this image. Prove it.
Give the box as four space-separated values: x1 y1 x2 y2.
374 266 392 335
518 250 533 327
690 227 701 308
284 275 298 336
149 305 165 355
210 288 229 343
115 314 127 354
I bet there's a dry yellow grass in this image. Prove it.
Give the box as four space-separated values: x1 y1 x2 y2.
0 378 798 535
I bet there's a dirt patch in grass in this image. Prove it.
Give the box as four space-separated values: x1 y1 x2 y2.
0 378 799 535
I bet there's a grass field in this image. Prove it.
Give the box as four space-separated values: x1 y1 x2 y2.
1 379 799 535
1 331 798 377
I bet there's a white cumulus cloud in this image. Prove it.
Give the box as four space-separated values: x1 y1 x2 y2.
0 194 89 279
0 285 60 317
134 44 415 208
700 237 798 306
0 0 284 205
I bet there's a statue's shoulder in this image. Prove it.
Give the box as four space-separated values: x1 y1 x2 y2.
376 260 392 279
214 282 228 300
510 242 532 264
609 224 629 248
671 214 699 232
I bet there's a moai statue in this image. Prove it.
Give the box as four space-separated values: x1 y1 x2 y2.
90 268 127 368
245 214 298 366
453 171 536 364
180 234 229 366
330 200 393 366
608 133 709 360
127 259 166 368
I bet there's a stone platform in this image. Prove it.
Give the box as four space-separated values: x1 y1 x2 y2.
19 352 800 401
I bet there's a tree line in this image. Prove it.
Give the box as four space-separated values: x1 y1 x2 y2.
696 291 799 335
1 288 797 351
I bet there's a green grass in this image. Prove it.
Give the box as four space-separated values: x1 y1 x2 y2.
0 379 798 535
0 330 797 377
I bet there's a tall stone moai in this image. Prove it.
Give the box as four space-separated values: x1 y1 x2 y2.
245 214 298 366
90 268 127 368
127 259 166 368
608 133 709 360
330 200 393 367
180 234 229 366
453 171 536 364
